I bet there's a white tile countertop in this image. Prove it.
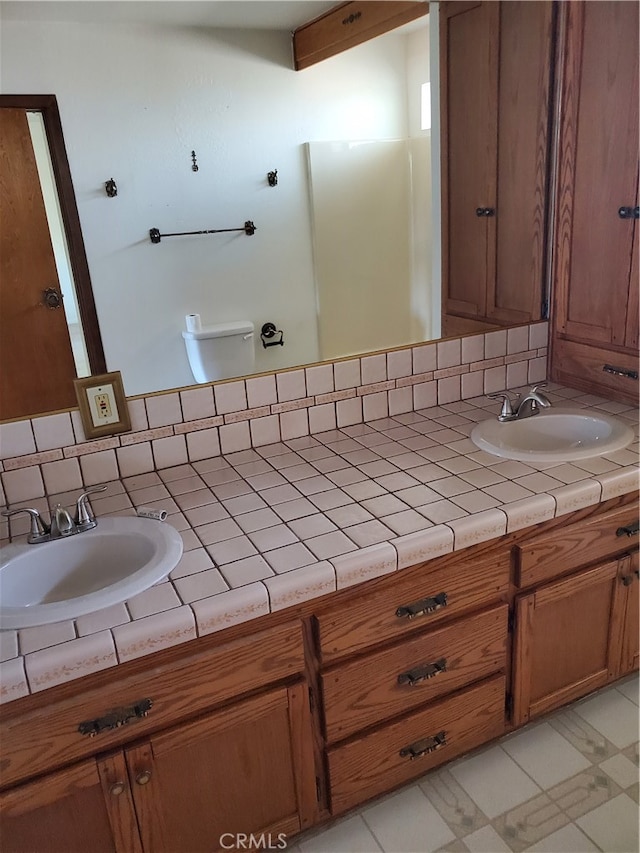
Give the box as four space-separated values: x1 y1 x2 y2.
1 383 638 702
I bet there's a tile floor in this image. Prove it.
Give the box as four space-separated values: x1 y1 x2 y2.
291 674 639 853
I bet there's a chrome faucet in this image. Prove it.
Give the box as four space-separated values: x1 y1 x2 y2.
489 383 551 422
2 486 107 544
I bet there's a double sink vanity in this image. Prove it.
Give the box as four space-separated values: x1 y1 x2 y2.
0 384 638 851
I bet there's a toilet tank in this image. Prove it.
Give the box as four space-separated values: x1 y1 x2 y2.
182 321 255 384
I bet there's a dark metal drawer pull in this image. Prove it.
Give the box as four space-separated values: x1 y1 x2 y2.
396 592 448 620
475 207 495 217
616 522 640 538
618 206 639 219
397 658 447 687
400 731 447 760
603 364 639 380
78 698 153 737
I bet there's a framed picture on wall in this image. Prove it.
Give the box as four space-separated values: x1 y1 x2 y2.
73 371 131 439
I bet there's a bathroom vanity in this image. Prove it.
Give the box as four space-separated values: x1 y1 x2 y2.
0 491 637 852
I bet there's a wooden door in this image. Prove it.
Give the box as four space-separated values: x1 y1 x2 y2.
487 0 552 325
0 107 78 419
441 0 499 322
620 552 639 675
126 683 317 853
512 560 627 727
553 1 639 350
0 753 142 853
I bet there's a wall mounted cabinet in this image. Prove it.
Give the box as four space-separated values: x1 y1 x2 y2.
440 0 554 336
550 0 639 403
293 1 428 71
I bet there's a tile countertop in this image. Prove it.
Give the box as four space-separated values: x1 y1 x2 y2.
1 383 638 702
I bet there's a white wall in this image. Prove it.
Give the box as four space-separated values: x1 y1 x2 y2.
1 15 425 396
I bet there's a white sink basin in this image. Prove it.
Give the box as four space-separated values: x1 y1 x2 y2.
470 407 634 463
0 517 183 629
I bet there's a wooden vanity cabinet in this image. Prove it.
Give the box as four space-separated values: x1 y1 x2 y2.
550 0 640 404
511 502 640 727
440 0 554 335
0 621 318 853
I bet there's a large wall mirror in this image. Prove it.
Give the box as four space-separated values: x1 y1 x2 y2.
0 0 523 423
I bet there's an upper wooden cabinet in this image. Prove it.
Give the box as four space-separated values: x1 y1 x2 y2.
293 1 428 71
550 0 639 403
441 1 554 334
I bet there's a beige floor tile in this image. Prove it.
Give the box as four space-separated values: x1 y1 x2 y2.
547 707 617 762
524 823 598 852
576 792 640 853
616 672 639 706
573 688 639 749
434 840 469 853
599 753 639 789
449 746 541 819
462 825 511 852
501 723 591 789
547 766 621 820
491 794 568 853
419 769 489 838
299 815 382 853
362 785 456 853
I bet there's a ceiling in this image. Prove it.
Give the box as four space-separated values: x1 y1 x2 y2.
0 1 339 30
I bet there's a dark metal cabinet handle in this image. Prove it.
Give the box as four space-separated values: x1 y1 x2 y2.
618 206 639 219
616 522 640 538
398 658 447 687
603 364 639 380
396 593 448 620
475 207 495 217
400 731 447 760
78 698 153 737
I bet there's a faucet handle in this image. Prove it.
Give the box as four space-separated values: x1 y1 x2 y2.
488 392 516 421
74 485 108 528
1 508 50 543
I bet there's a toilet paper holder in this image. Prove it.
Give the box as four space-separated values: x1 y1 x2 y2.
261 322 284 348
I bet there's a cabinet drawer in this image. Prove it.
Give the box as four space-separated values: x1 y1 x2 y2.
551 338 639 405
322 604 507 743
327 675 505 815
0 620 305 788
293 1 427 70
316 549 509 663
516 503 640 588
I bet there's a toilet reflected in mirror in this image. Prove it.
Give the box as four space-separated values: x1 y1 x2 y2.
182 321 255 384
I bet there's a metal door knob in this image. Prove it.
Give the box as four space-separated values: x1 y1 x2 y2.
42 287 63 309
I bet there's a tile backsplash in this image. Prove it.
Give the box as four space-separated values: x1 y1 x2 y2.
0 324 548 522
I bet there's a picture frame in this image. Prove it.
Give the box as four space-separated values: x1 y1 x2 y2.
73 371 131 439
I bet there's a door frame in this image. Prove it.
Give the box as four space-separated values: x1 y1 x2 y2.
0 94 106 375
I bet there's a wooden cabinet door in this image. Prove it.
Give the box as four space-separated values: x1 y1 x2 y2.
488 0 552 325
126 683 317 853
0 753 141 853
512 560 627 727
441 0 498 322
441 1 551 327
620 552 640 675
553 1 639 350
